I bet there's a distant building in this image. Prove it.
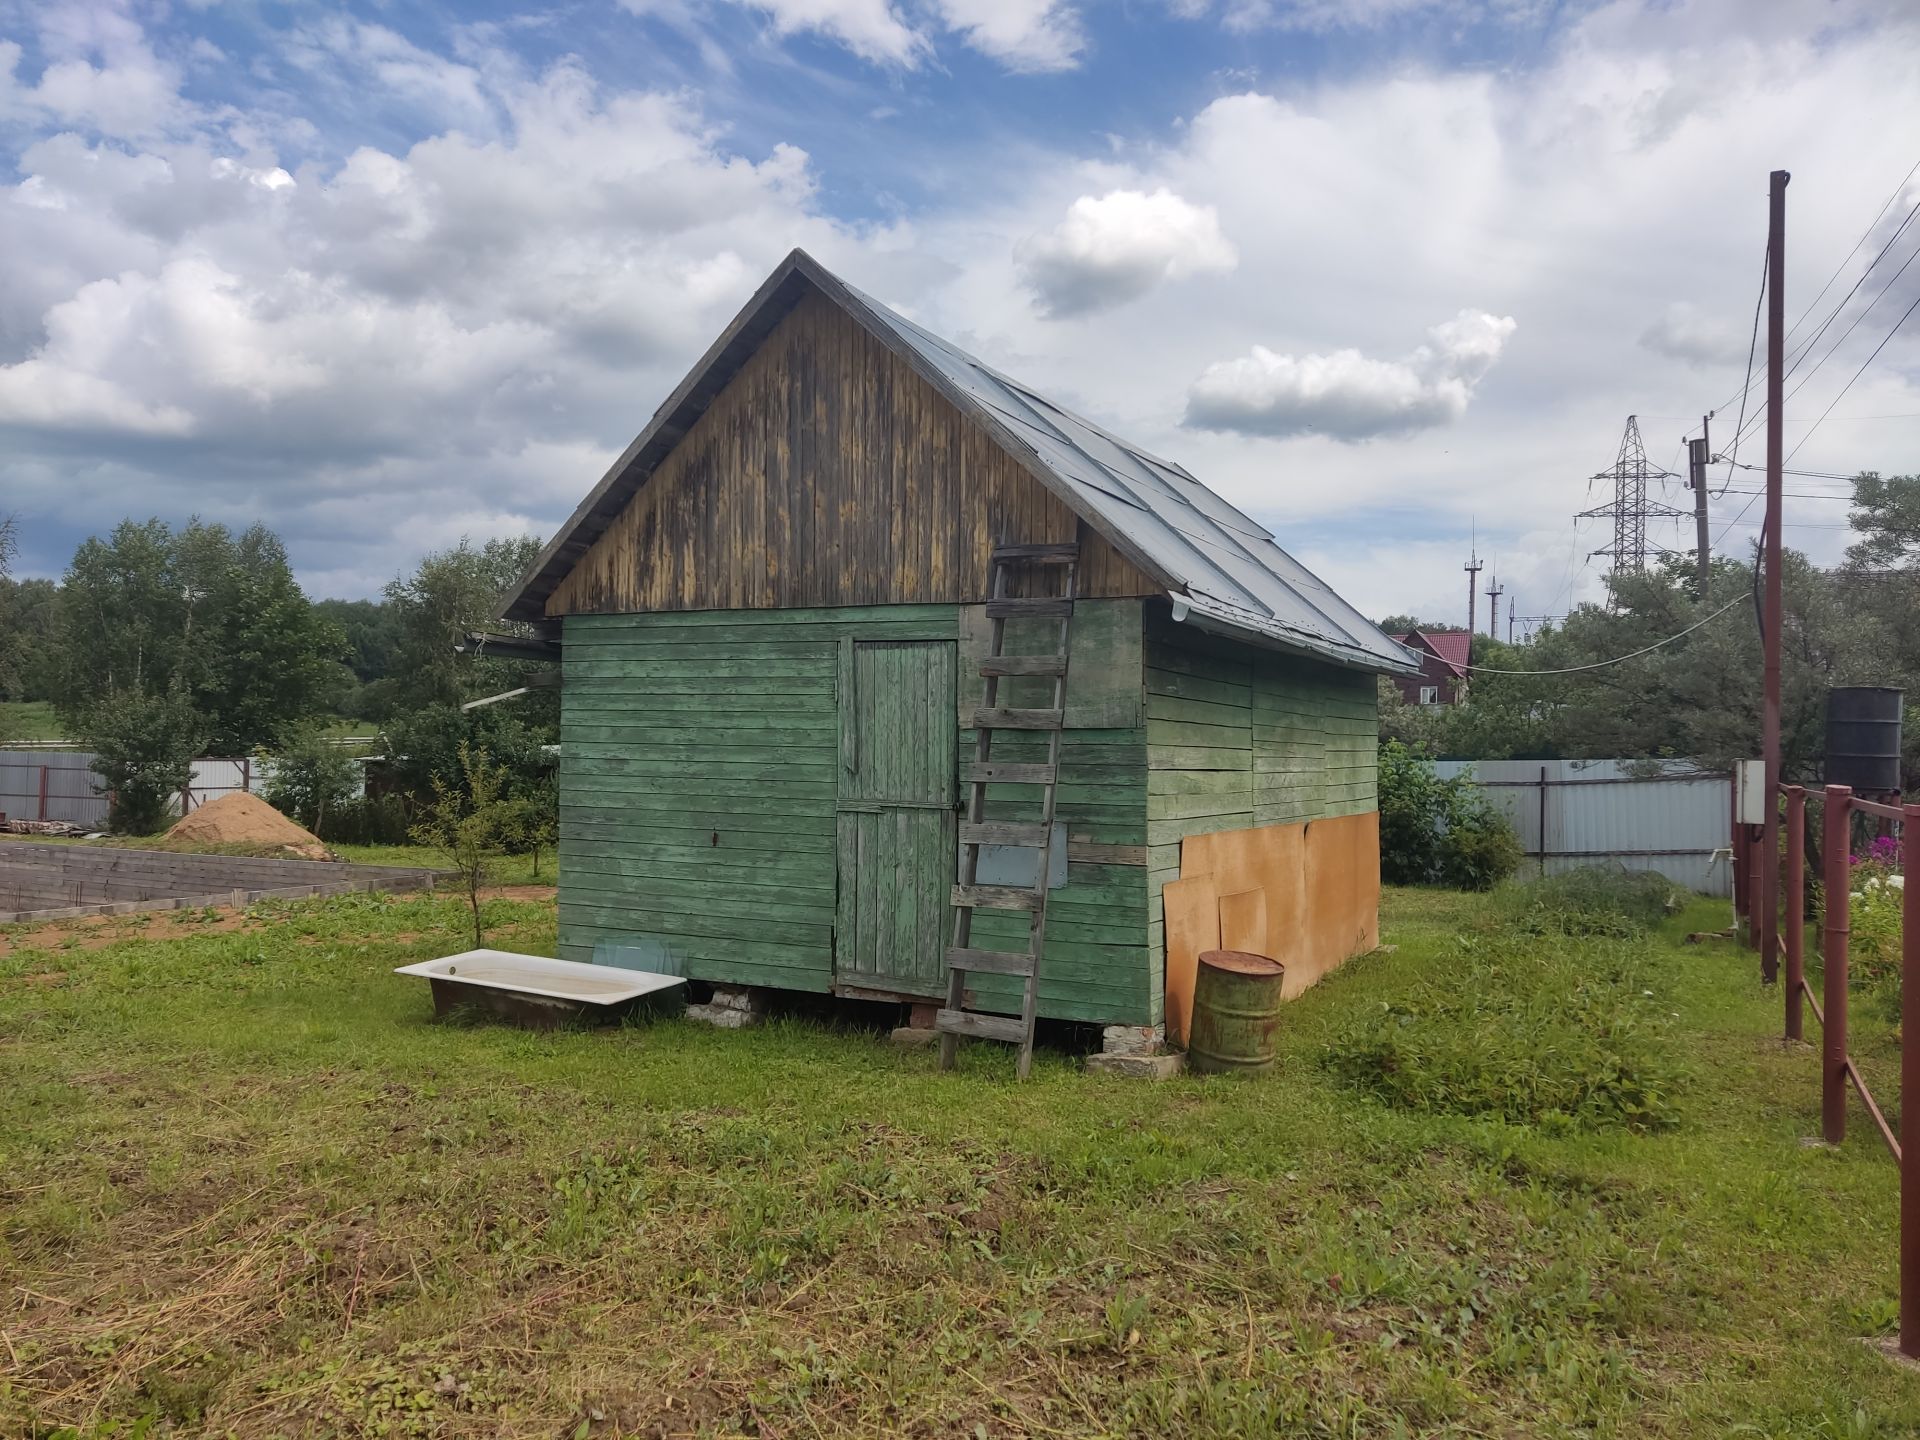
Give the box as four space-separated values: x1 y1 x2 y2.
1387 630 1471 706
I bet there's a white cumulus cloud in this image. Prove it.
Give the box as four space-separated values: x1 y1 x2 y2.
1017 188 1237 317
932 0 1085 71
1183 310 1517 440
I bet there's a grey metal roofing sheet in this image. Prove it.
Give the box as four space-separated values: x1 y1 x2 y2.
841 278 1417 675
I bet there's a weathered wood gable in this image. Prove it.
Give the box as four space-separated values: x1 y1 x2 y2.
546 292 1157 617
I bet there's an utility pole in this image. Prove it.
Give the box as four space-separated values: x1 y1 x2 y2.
1485 571 1504 639
1508 594 1515 644
1688 413 1713 598
1465 545 1483 655
1759 168 1789 986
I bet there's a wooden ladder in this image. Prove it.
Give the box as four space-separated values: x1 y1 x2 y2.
937 540 1079 1080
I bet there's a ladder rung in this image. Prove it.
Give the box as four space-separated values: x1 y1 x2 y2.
992 543 1079 564
971 706 1063 731
935 1008 1027 1043
977 655 1066 677
952 883 1038 912
945 946 1036 976
960 821 1051 848
985 598 1073 619
962 761 1056 785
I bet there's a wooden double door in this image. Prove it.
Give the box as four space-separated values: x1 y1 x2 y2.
834 639 956 996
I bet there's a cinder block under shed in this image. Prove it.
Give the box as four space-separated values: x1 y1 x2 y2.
0 842 444 924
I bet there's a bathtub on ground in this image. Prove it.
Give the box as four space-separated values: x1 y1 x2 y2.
394 950 685 1030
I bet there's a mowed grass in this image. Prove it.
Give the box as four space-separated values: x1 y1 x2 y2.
0 701 66 743
1 879 1915 1437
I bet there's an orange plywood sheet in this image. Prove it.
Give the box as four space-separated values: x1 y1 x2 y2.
1294 811 1381 997
1176 813 1380 1006
1218 888 1268 956
1162 874 1219 1049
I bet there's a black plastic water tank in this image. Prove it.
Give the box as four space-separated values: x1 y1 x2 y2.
1825 686 1905 792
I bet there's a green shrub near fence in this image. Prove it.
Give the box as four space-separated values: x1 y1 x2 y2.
316 793 415 846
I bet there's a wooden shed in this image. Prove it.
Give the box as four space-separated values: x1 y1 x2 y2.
500 250 1420 1040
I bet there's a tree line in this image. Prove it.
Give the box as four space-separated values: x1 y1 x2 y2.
0 517 556 834
1378 472 1920 787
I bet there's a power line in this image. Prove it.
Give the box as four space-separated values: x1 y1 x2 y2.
1733 224 1920 451
1716 153 1920 417
1787 287 1920 464
1715 248 1769 494
1718 488 1854 500
1459 593 1746 675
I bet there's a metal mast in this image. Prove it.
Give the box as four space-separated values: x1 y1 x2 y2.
1577 416 1686 577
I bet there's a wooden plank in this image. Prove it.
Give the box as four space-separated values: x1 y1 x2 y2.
977 655 1067 677
985 597 1072 619
992 542 1078 562
1066 840 1148 866
934 1008 1026 1042
971 706 1064 731
1161 875 1218 1050
960 821 1051 848
952 883 1039 911
961 760 1056 785
946 947 1035 976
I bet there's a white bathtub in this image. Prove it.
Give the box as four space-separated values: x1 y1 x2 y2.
396 949 685 1027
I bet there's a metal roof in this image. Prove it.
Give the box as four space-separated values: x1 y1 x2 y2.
502 249 1420 677
1393 629 1472 676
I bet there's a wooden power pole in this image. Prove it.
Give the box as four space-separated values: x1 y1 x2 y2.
1759 169 1789 985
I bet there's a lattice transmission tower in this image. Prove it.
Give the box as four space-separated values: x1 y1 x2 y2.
1575 415 1686 577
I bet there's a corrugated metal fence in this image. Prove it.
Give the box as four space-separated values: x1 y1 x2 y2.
0 751 264 830
1433 759 1734 896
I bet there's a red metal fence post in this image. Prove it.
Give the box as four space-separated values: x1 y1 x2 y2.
1822 785 1852 1145
1901 804 1920 1359
1785 787 1805 1042
1749 825 1766 953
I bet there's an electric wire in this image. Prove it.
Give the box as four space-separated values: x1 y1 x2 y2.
1731 226 1920 451
1715 248 1768 494
1786 288 1920 464
1715 153 1920 417
1457 594 1746 675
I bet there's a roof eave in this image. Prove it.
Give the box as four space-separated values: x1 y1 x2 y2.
1170 594 1426 677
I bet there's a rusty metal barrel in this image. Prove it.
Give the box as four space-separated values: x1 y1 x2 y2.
1188 949 1286 1075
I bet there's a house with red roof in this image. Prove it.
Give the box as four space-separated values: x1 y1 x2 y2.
1387 629 1472 706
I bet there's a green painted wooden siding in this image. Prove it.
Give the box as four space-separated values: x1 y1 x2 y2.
559 604 1152 1024
1142 613 1380 1025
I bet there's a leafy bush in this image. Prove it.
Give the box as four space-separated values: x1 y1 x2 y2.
262 728 360 834
410 744 528 947
1835 861 1904 1019
317 793 415 846
1496 866 1677 939
1378 741 1525 890
83 688 208 835
1325 930 1683 1133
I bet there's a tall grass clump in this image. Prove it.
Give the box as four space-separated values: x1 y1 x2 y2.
1494 866 1678 939
1325 928 1684 1133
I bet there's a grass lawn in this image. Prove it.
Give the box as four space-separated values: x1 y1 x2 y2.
0 700 66 743
1 878 1915 1437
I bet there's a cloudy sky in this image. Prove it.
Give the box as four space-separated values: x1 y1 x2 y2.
3 0 1918 626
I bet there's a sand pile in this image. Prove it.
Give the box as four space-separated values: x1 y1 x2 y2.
164 792 333 860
